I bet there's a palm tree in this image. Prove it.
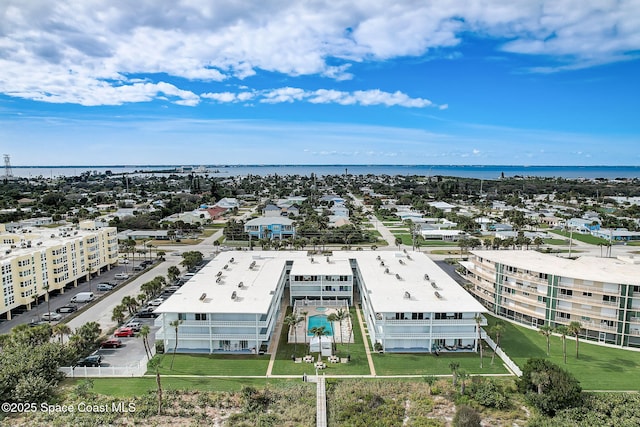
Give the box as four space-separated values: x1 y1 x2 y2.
555 325 569 364
43 284 51 322
539 325 553 356
284 314 304 356
139 325 152 361
568 321 582 359
301 310 309 353
309 325 328 362
333 308 350 345
395 237 402 250
112 304 126 324
327 312 339 352
449 362 460 386
530 370 550 395
490 322 505 365
169 319 183 369
458 369 469 395
147 357 163 415
52 323 71 344
473 314 483 368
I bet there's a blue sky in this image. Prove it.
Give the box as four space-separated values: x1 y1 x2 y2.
1 0 639 166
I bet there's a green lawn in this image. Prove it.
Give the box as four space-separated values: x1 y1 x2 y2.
372 351 509 376
550 230 609 245
146 353 270 376
485 315 640 390
271 307 371 375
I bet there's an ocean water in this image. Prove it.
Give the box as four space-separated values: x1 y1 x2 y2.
9 164 640 179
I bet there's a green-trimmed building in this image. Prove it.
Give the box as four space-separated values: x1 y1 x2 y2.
460 250 640 348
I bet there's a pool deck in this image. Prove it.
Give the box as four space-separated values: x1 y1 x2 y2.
289 300 353 345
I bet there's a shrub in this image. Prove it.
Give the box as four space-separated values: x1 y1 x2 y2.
517 358 582 416
453 405 481 427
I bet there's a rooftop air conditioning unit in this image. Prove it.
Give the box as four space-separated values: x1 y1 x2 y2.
216 271 222 277
434 291 442 299
199 293 207 301
431 281 438 289
398 259 404 265
384 268 389 274
395 273 401 280
238 282 244 288
311 257 314 263
404 291 411 299
216 277 222 284
231 291 237 300
423 274 430 281
229 257 234 263
326 256 330 263
223 264 228 270
406 255 411 260
380 261 385 266
376 255 381 261
250 261 256 269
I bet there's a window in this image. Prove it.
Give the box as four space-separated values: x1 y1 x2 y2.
411 313 424 320
395 312 406 320
240 340 248 350
195 313 207 321
560 289 573 297
582 292 592 297
603 295 617 303
557 312 571 320
178 313 187 320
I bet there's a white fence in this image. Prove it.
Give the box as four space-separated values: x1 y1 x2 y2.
60 359 149 378
483 333 523 377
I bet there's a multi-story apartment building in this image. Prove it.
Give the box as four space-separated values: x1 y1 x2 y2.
0 221 119 320
155 250 486 354
461 250 640 348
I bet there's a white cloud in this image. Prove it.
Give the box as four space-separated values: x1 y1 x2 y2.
201 87 438 108
1 0 638 105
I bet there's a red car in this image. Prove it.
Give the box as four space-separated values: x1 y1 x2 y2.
114 327 135 337
100 338 123 348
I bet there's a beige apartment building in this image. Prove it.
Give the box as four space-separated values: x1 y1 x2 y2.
460 250 640 348
0 221 118 320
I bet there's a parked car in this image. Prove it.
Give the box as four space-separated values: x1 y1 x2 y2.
120 259 129 264
75 354 102 367
147 298 165 307
56 305 77 314
114 273 129 280
100 338 123 348
41 312 62 321
114 327 135 337
125 321 142 332
133 265 145 271
96 283 114 291
135 310 159 319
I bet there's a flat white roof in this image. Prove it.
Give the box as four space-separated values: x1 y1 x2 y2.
155 251 293 315
289 256 352 276
471 250 640 286
156 250 487 315
351 251 486 314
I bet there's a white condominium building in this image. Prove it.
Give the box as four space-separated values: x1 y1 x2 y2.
460 250 640 348
155 250 487 354
0 221 119 320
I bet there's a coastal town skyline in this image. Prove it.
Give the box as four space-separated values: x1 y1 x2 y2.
1 1 639 166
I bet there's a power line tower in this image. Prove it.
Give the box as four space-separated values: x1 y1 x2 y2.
3 154 13 182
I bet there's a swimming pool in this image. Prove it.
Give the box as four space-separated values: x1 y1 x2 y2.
307 314 333 336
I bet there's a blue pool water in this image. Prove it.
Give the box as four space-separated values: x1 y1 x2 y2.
307 315 333 336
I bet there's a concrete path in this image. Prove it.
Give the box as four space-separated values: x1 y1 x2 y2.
355 304 376 376
316 374 327 427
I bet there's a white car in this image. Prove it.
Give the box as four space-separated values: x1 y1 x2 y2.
147 298 165 307
41 312 62 322
114 273 130 280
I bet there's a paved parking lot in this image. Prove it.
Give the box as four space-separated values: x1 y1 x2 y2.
95 317 159 368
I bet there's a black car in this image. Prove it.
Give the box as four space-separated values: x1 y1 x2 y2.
75 354 102 367
56 305 77 314
135 310 158 319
